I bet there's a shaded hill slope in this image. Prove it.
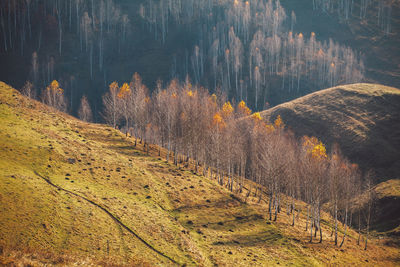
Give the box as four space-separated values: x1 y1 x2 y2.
0 82 399 266
260 83 400 234
260 83 400 181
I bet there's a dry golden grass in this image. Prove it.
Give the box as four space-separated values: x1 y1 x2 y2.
0 81 399 266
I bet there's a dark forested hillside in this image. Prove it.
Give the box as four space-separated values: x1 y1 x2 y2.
0 0 399 118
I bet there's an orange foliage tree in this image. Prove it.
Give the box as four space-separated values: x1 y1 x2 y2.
42 80 67 112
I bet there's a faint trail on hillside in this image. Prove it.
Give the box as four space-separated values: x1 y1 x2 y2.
33 171 180 266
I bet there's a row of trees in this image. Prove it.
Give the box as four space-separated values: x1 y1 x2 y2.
19 74 374 249
141 0 365 109
21 79 93 122
102 73 374 248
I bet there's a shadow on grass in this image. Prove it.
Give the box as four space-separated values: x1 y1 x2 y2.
107 145 147 157
213 229 284 247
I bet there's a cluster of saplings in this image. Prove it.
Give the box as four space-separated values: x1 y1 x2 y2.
20 75 374 249
20 80 92 122
99 73 374 249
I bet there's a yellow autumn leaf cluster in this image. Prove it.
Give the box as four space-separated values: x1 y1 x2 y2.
312 142 327 160
118 83 131 99
303 136 327 160
237 100 251 115
50 80 59 89
212 112 225 129
252 112 262 122
222 101 234 117
302 136 319 152
274 115 284 129
47 80 63 94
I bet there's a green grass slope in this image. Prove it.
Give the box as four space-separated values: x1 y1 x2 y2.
0 82 399 266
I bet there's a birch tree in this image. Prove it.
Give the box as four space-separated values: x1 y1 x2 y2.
78 95 93 122
102 81 120 128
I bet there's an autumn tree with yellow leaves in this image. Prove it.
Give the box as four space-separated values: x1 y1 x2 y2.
130 73 150 144
42 80 67 112
102 81 120 128
118 82 132 133
300 136 329 242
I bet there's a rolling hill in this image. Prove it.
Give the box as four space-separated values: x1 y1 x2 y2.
260 83 400 181
0 81 399 266
260 83 400 234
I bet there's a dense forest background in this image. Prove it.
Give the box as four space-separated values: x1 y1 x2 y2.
0 0 399 120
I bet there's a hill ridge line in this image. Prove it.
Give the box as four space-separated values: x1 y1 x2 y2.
33 170 180 266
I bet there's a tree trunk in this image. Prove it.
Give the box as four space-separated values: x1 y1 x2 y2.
365 196 371 250
166 139 170 162
277 194 281 213
268 193 272 220
357 211 361 245
274 195 278 221
292 200 295 226
310 209 314 243
318 206 323 243
340 206 348 247
306 205 309 231
334 201 338 246
314 203 319 239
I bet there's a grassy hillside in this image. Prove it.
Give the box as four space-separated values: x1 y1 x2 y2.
372 179 400 236
260 83 400 235
260 83 400 181
0 81 399 266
